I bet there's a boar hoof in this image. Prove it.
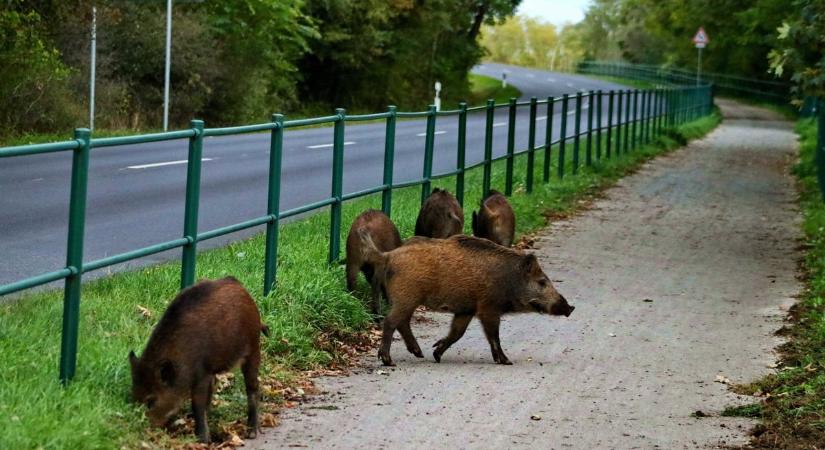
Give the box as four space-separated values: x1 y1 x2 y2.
247 429 258 439
495 357 513 365
433 351 442 363
378 350 395 366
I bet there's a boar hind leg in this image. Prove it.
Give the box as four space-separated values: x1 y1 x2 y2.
479 315 511 365
346 262 359 292
379 306 415 366
433 314 473 363
242 355 262 439
397 319 423 358
192 375 214 443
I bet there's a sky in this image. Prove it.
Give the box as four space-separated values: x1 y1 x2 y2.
516 0 592 27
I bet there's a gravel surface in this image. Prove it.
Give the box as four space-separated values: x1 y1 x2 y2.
250 99 800 449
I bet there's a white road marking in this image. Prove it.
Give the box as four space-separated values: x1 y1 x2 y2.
526 73 535 78
307 141 355 149
547 78 556 83
30 177 44 182
493 122 507 127
416 130 447 137
537 116 548 121
126 158 213 170
566 83 574 88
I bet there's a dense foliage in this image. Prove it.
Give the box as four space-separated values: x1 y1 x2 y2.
0 0 520 134
768 0 825 98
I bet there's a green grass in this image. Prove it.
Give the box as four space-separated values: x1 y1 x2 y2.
467 73 523 105
729 118 825 448
0 110 721 448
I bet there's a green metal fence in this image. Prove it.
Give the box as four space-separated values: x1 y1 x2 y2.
0 81 713 382
578 61 790 103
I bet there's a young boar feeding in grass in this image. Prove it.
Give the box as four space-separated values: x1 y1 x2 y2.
472 190 515 247
414 188 464 238
128 277 269 443
360 232 574 366
346 209 403 313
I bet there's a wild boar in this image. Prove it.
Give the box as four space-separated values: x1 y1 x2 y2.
128 277 269 443
414 188 464 238
345 209 403 313
472 190 515 247
359 232 573 366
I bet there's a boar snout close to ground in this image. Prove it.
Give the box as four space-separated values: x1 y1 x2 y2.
345 209 402 313
414 188 464 238
128 277 269 444
472 189 515 247
359 232 573 366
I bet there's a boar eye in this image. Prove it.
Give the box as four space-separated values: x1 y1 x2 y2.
538 279 547 287
146 397 157 409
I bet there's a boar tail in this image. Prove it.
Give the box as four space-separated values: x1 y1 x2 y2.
357 227 388 268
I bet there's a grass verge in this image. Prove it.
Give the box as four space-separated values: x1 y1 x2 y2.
0 110 720 448
467 73 523 104
725 118 825 448
576 73 657 90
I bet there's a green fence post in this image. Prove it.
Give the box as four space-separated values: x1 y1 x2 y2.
631 89 639 150
573 92 582 174
421 105 437 203
624 89 631 152
526 96 537 193
483 99 495 195
263 114 284 296
558 94 569 179
180 119 204 290
543 96 554 182
615 90 623 155
607 90 614 159
645 89 653 143
639 90 647 145
586 90 594 166
816 99 825 201
505 98 517 196
596 90 603 161
328 108 345 264
382 106 397 216
456 102 467 206
59 128 91 383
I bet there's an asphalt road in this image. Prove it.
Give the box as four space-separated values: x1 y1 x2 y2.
0 64 630 287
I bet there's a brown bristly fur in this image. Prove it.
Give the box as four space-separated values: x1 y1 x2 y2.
345 209 402 314
472 189 516 247
414 188 464 238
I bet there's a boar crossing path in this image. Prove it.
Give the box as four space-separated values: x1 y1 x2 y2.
249 100 800 449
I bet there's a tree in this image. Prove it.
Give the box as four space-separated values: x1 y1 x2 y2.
769 0 825 99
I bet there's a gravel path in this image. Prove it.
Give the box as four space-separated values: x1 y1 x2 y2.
251 99 800 449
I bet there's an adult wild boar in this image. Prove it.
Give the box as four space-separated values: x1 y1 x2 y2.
359 232 573 366
128 277 268 443
345 209 403 313
414 188 464 238
472 190 515 247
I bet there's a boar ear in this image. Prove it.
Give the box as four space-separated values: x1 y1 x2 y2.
158 360 176 387
521 254 542 275
128 350 138 368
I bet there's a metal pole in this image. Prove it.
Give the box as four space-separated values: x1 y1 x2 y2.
697 47 702 86
162 0 172 131
263 114 284 296
89 7 96 131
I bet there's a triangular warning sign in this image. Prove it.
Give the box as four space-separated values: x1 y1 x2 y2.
692 27 709 47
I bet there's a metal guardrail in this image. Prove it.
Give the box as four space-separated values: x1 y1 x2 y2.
0 81 713 382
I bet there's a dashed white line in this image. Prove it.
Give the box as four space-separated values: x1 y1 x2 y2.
493 122 507 127
307 141 355 149
566 83 574 88
526 74 535 78
536 116 548 121
547 78 557 83
416 130 447 137
126 158 213 170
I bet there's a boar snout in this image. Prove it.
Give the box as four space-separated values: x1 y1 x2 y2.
549 294 574 317
565 305 575 317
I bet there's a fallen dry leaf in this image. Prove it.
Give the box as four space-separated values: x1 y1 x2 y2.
136 305 152 319
714 375 732 384
261 413 279 428
530 414 542 421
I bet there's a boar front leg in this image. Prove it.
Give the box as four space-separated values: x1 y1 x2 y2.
479 315 511 365
191 375 214 443
379 306 415 366
433 314 473 363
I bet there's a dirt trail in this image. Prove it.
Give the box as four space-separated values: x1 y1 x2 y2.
251 100 800 449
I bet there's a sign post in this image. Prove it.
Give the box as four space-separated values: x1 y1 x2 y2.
692 27 709 86
434 81 442 112
89 7 96 131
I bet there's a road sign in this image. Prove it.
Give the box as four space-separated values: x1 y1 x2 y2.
692 27 709 48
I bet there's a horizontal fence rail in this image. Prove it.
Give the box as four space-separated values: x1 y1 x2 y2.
0 74 714 382
578 60 791 102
